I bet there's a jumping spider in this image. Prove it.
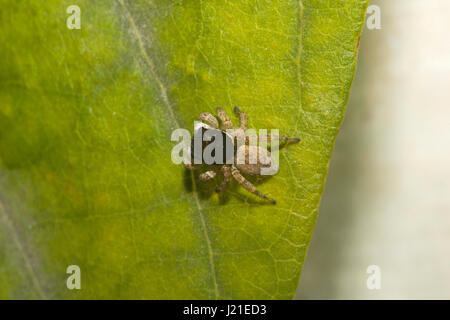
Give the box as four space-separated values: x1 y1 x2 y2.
185 107 300 204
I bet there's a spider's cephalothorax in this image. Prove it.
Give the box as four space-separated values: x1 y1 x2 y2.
190 122 236 165
185 107 300 204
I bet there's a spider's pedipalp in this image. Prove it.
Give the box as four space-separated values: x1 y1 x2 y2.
199 170 217 181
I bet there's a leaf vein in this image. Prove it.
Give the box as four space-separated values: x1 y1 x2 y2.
119 0 220 299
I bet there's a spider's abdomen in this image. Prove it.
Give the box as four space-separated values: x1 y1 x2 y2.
235 145 272 175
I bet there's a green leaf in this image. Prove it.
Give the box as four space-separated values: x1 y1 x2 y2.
0 0 368 299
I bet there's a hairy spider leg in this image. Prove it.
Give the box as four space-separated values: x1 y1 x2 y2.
198 112 219 129
215 165 232 193
231 165 276 204
216 107 233 130
245 135 300 144
233 106 247 131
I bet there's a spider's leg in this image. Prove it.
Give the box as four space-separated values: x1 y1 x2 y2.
216 107 233 130
215 165 231 192
198 112 219 129
184 163 202 170
230 165 276 204
268 135 300 143
199 170 217 181
244 135 300 144
233 106 247 131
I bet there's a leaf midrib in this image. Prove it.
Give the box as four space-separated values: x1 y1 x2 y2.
118 0 220 299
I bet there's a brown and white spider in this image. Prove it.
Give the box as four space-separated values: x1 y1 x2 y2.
185 107 299 204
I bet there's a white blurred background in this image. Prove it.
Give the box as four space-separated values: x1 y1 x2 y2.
296 0 450 299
